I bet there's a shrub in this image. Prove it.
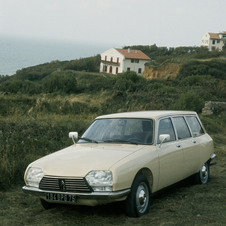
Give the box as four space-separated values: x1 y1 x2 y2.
113 71 146 93
177 60 226 79
43 71 77 93
170 92 205 113
0 75 10 84
0 80 41 94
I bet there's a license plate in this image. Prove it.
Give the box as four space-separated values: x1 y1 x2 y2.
46 193 77 203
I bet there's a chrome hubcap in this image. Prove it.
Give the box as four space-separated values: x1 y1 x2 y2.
136 183 149 213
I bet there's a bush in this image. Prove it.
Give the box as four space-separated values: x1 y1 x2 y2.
0 75 10 84
170 92 205 113
0 80 41 94
43 71 77 93
113 71 146 93
177 60 226 79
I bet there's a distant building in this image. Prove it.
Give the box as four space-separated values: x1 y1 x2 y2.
201 31 226 51
100 48 151 75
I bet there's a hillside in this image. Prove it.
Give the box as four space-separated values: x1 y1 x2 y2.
0 45 226 191
0 45 226 224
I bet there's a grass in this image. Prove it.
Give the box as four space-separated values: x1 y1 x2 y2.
1 53 226 225
0 134 225 226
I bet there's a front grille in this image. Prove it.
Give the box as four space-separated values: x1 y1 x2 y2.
39 176 93 193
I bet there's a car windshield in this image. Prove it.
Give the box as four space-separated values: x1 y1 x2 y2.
78 118 154 145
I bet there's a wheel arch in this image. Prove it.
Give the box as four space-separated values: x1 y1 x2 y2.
136 168 153 192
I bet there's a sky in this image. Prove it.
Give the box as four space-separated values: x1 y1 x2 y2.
0 0 226 48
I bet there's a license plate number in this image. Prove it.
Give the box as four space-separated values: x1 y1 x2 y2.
46 193 77 203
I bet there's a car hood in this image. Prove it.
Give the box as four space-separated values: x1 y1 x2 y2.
30 143 144 177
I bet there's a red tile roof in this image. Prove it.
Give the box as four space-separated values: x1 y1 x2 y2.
116 48 151 60
209 33 220 39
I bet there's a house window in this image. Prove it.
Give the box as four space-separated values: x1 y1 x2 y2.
117 57 119 63
138 68 142 74
131 59 134 63
217 40 220 43
104 65 107 72
109 66 112 73
135 59 139 63
116 67 118 74
212 40 215 45
111 57 113 62
127 68 130 71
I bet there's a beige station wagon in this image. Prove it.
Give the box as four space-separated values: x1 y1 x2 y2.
23 111 216 217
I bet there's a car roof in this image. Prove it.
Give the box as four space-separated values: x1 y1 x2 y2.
96 111 197 120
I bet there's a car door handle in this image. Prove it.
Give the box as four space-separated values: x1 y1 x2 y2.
176 144 181 148
193 140 197 144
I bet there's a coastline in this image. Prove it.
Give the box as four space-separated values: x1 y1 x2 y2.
0 37 112 75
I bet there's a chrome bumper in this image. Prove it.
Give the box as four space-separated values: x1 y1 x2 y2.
22 186 130 200
210 153 217 166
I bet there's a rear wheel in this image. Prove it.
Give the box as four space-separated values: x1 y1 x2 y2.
125 174 151 217
195 162 209 184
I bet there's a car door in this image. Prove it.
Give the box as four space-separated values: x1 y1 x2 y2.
185 115 207 168
172 116 200 178
157 117 184 190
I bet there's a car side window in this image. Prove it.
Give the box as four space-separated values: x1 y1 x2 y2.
173 116 191 140
157 118 176 143
186 116 205 137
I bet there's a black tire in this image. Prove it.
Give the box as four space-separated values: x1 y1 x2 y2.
195 162 210 184
125 174 151 217
40 199 56 209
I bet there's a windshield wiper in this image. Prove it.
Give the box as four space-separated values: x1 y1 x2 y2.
79 137 98 143
103 139 139 145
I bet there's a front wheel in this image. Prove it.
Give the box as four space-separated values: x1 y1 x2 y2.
125 174 151 217
195 162 210 184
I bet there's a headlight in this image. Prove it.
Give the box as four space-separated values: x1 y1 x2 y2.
25 167 44 188
85 171 113 192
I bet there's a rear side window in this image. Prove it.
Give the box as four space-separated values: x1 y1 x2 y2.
186 116 205 137
173 117 191 140
157 117 176 143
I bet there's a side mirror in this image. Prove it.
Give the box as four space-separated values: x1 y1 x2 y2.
69 132 78 144
159 134 170 147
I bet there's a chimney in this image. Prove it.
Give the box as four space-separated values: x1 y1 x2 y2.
128 48 131 53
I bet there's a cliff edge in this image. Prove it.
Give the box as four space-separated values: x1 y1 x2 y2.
143 62 181 80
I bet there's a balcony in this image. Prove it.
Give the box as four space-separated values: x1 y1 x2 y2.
101 59 120 66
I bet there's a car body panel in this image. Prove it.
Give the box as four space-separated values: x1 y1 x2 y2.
109 145 159 192
22 110 215 209
27 143 144 178
157 140 184 190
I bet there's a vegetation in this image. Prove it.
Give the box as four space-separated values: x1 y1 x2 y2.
124 44 226 64
0 46 225 224
177 59 226 79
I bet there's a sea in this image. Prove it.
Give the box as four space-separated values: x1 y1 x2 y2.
0 36 113 75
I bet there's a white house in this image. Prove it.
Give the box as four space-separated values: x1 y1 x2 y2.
100 48 151 75
201 31 226 51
